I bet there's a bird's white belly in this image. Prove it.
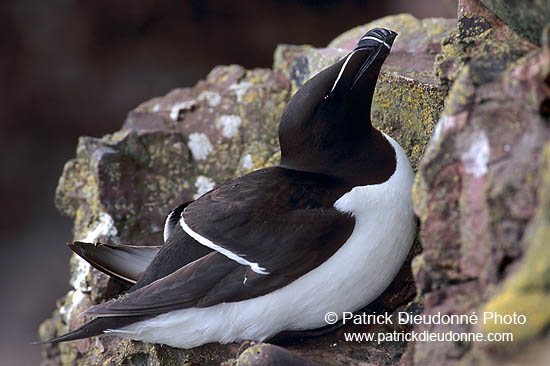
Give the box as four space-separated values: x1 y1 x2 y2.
110 135 415 349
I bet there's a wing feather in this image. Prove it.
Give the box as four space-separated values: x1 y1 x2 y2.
69 242 161 284
82 167 355 317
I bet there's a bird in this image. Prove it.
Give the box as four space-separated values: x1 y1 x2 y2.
45 27 416 349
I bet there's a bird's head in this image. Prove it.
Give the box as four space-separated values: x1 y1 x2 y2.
278 28 397 178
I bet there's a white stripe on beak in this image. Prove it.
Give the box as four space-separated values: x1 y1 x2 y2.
360 35 391 49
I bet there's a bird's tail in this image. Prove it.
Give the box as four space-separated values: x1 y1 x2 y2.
68 242 161 285
38 315 148 344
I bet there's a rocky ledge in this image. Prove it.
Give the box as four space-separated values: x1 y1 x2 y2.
40 1 549 365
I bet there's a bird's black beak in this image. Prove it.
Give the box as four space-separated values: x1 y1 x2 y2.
326 28 397 97
350 28 397 90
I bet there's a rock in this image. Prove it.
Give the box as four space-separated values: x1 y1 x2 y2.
436 2 535 85
408 3 550 365
479 143 550 354
479 0 550 46
41 6 549 366
236 343 317 366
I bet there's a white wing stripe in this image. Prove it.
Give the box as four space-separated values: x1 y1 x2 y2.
163 209 177 242
179 217 269 275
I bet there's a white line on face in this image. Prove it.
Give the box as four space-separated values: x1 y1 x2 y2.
329 51 356 94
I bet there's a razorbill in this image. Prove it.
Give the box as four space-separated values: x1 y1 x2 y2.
45 28 416 349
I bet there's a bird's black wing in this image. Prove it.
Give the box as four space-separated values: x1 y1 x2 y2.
85 166 355 316
182 166 355 277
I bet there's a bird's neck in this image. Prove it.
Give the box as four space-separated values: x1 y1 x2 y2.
280 127 396 187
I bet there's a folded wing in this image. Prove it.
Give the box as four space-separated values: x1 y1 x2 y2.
85 166 355 317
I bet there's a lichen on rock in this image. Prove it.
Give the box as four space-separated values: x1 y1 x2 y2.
41 6 549 366
408 3 550 364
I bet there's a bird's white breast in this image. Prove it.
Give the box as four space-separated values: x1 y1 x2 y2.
110 133 416 348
